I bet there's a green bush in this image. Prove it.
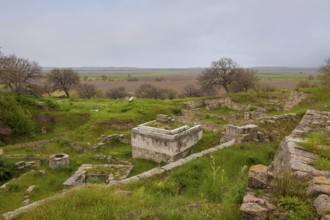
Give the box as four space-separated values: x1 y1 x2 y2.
0 158 16 184
277 196 315 220
0 93 35 137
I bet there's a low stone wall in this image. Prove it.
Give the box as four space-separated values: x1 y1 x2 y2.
283 90 309 110
175 116 222 131
3 137 63 151
220 124 266 144
184 97 251 111
132 124 202 163
241 110 330 220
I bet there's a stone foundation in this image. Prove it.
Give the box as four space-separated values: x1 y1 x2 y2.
131 122 202 163
49 153 69 169
220 124 265 144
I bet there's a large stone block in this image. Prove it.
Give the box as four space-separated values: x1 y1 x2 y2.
131 123 202 163
248 165 269 189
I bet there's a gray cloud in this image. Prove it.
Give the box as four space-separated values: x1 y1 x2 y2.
0 0 329 67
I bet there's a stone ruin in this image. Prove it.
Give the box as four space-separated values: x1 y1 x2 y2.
283 90 309 110
240 110 330 220
131 116 203 163
49 153 70 169
62 163 133 187
220 124 266 144
184 97 252 111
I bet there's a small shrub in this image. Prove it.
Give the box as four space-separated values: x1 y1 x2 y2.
0 159 16 184
77 83 97 99
171 108 181 115
106 87 128 99
277 196 315 220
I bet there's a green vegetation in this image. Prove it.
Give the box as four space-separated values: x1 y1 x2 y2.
16 142 276 220
271 172 315 220
299 131 330 171
0 93 35 139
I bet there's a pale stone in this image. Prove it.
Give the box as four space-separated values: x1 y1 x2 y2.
248 165 269 189
314 194 330 216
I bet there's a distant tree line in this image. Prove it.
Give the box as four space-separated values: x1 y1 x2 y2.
1 51 330 99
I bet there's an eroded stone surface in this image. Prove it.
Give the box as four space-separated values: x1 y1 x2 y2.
248 165 270 189
307 176 330 197
132 122 202 163
314 194 330 216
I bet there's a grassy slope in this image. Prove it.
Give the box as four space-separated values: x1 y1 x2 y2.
2 87 330 219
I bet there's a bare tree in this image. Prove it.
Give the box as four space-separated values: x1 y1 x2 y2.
319 58 330 87
77 83 96 99
0 55 41 94
231 68 259 93
106 87 128 99
47 68 80 97
199 57 239 93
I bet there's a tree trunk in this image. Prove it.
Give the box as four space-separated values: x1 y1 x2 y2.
64 89 70 97
223 85 229 93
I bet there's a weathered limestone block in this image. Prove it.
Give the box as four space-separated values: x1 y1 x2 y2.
220 124 260 144
307 176 330 197
314 194 330 217
240 193 276 220
248 165 270 189
49 153 69 169
131 123 202 163
156 114 172 122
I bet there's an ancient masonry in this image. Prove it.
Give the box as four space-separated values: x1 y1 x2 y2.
184 97 252 111
283 90 309 110
240 110 330 220
62 163 133 187
48 153 70 169
220 124 266 144
131 120 203 163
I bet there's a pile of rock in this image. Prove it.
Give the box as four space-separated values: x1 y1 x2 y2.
156 114 174 123
93 155 112 162
15 161 36 170
70 142 84 152
23 185 35 205
96 133 130 146
240 165 288 220
220 124 266 144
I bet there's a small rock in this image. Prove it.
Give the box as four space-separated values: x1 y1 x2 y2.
314 194 330 216
97 142 105 148
248 165 269 189
23 198 30 205
38 170 46 176
26 185 35 193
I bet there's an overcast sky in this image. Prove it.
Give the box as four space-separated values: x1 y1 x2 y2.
1 0 329 68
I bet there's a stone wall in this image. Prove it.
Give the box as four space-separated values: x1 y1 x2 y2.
184 97 251 111
283 90 309 110
131 123 202 163
175 116 222 131
220 124 265 144
241 110 330 220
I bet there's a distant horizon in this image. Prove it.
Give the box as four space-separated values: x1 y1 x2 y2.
2 1 329 68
